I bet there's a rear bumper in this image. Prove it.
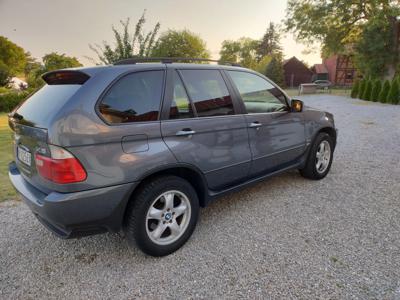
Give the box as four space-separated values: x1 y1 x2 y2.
8 162 137 238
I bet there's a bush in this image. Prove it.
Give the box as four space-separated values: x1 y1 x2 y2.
0 90 30 112
363 79 373 101
379 80 390 103
387 79 400 104
358 79 367 99
370 79 382 102
351 80 360 98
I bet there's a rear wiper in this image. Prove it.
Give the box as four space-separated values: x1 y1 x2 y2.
9 112 24 120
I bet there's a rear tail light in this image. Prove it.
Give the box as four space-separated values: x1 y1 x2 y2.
35 145 87 184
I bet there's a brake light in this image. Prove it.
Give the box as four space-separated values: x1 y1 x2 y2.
35 145 87 184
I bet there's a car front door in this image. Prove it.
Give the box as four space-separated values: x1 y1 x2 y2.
226 70 306 177
161 68 251 190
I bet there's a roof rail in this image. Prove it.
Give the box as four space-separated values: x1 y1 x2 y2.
113 57 241 67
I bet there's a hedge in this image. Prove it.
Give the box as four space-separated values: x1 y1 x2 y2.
0 91 30 112
371 80 382 102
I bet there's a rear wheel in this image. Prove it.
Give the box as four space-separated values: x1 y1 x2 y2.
124 176 199 257
299 132 334 180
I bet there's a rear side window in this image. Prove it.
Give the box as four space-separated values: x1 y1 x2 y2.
16 85 81 127
99 71 164 124
179 70 234 117
169 71 194 119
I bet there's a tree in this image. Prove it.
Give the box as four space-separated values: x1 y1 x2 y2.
379 80 391 103
358 79 367 99
258 22 282 60
42 52 82 72
387 78 400 104
371 79 382 102
0 36 26 76
219 38 259 69
152 30 210 58
285 1 400 78
89 12 160 64
264 55 285 87
363 79 373 101
351 80 360 98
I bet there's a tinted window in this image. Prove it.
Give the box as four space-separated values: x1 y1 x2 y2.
99 71 164 123
169 71 194 119
228 71 288 113
180 70 234 117
16 85 81 127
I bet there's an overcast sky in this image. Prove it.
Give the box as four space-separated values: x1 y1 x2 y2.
0 0 321 66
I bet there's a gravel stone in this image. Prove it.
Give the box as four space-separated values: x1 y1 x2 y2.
1 95 400 299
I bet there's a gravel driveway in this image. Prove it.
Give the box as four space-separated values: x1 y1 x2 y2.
1 95 400 299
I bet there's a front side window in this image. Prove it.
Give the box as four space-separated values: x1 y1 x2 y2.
99 70 164 124
228 71 288 113
179 70 234 117
169 71 194 119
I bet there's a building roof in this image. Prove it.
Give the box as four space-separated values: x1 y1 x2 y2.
313 64 328 74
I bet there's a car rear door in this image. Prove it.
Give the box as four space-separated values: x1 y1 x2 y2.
225 70 306 177
161 67 251 190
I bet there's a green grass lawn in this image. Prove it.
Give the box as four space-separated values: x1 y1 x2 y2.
0 113 17 202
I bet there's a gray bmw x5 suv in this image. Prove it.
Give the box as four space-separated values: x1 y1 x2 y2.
8 58 337 256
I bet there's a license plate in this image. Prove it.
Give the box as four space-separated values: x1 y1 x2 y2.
17 146 32 166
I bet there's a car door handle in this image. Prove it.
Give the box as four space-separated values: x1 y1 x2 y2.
176 129 196 136
249 122 262 128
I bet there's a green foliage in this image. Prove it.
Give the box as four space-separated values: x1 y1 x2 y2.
264 55 285 87
350 80 360 98
0 61 10 87
219 38 259 69
89 12 160 64
387 79 400 104
363 80 373 101
0 36 26 76
258 22 282 59
254 55 272 74
0 90 30 112
379 80 391 103
285 1 400 78
358 79 367 99
152 30 210 58
42 52 82 72
371 80 382 102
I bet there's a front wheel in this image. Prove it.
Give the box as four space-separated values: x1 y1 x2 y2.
124 176 199 257
299 132 334 180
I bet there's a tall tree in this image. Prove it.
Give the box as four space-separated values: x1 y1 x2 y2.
89 11 160 64
258 22 282 60
152 30 210 58
264 55 285 87
0 36 26 76
285 1 400 78
219 38 259 69
42 52 82 72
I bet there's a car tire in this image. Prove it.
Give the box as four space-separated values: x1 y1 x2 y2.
299 132 334 180
124 175 199 257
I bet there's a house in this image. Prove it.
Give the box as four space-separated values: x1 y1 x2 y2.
283 57 314 88
312 55 357 86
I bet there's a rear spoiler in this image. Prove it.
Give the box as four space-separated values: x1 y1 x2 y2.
42 70 90 85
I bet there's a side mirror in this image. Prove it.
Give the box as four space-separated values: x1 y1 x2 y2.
291 99 304 112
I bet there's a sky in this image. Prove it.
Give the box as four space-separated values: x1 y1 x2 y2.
0 0 322 66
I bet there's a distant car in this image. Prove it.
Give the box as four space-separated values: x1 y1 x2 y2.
8 58 337 256
313 80 332 89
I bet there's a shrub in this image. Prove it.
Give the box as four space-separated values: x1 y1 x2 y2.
0 90 30 112
358 79 367 99
351 80 360 98
379 80 390 103
387 79 400 104
370 79 382 102
363 79 373 101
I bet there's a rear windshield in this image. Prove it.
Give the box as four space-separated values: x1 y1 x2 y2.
16 85 81 127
